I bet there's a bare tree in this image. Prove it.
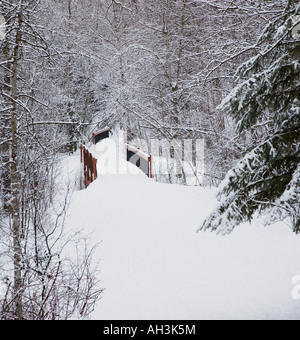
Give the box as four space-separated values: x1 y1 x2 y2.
0 0 102 320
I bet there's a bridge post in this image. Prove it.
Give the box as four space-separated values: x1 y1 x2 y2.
93 158 97 181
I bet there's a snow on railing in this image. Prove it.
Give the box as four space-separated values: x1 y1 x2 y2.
125 144 153 179
89 128 153 179
80 145 98 188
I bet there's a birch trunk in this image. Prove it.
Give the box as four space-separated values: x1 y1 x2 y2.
10 3 23 320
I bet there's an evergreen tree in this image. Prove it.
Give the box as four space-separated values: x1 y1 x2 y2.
200 0 300 235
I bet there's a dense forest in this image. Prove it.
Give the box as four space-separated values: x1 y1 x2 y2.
0 0 299 320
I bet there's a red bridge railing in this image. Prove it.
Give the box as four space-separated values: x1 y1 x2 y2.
80 145 97 188
92 128 111 145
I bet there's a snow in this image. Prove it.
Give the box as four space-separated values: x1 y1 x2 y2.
0 280 6 300
64 138 300 320
0 15 5 41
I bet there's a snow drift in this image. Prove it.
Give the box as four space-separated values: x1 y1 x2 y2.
64 138 300 320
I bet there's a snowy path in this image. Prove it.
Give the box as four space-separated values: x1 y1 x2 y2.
65 140 300 320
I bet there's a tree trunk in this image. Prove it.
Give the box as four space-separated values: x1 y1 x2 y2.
11 4 23 320
1 17 12 214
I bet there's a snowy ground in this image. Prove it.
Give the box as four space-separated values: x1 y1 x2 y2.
64 138 300 320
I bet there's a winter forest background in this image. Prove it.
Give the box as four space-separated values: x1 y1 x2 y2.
0 0 299 320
